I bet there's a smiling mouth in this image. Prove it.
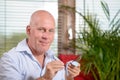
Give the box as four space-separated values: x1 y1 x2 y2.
40 41 49 46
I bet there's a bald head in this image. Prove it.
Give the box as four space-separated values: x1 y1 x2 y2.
29 10 55 27
26 10 55 54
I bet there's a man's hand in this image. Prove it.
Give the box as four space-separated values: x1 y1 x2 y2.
42 60 64 80
66 63 80 80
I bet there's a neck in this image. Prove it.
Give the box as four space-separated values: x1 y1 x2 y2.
35 54 45 68
27 39 45 67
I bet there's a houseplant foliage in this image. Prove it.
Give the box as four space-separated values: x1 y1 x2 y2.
75 1 120 80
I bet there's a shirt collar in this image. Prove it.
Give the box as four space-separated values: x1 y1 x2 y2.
15 38 32 55
46 49 55 58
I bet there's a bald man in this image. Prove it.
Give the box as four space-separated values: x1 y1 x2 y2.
0 10 80 80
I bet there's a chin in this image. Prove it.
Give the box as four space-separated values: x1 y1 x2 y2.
40 47 49 52
38 45 50 52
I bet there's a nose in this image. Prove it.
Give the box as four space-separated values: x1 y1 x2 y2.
42 32 50 40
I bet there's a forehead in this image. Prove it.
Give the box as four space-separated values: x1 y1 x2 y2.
35 20 55 29
36 25 55 30
32 17 55 29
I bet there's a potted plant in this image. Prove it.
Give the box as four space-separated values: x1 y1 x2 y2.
61 1 120 80
75 1 120 80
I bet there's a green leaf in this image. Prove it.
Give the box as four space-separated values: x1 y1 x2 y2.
101 0 110 21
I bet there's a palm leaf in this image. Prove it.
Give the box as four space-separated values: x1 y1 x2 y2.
61 1 120 80
101 0 110 21
109 9 120 28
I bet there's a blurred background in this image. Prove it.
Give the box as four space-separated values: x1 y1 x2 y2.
0 0 120 55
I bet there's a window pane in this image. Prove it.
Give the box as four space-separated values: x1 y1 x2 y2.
76 0 120 31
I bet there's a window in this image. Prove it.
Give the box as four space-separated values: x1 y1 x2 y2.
0 0 58 55
76 0 120 32
75 0 120 54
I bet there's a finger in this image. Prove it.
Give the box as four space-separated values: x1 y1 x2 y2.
68 66 79 73
69 64 80 71
67 69 79 78
67 66 80 75
67 69 76 78
51 60 64 66
68 64 80 70
53 67 64 72
46 61 64 72
52 64 64 70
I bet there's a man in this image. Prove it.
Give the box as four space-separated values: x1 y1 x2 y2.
0 10 80 80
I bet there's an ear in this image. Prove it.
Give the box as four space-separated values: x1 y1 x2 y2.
26 25 31 36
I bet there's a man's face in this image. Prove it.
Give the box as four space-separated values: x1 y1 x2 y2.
27 18 55 54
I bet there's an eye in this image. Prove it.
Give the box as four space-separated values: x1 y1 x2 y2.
49 29 55 33
38 28 45 32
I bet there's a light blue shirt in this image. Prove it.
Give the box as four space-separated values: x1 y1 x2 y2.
0 39 65 80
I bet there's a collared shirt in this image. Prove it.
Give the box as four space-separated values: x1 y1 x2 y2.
0 39 65 80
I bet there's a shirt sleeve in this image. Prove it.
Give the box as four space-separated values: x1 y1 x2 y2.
0 53 23 80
